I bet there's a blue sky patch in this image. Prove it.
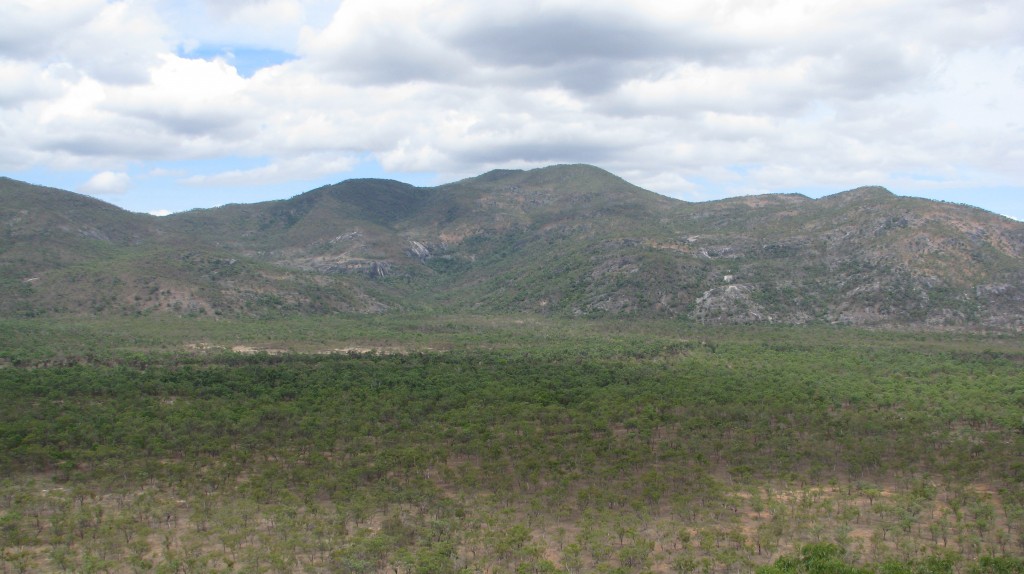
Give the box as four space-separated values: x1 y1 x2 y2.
179 45 296 78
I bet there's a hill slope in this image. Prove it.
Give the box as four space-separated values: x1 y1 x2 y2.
0 178 385 317
2 167 1022 328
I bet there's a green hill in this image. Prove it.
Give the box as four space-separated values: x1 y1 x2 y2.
3 166 1022 328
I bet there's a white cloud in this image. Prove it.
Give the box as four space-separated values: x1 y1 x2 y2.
0 0 103 60
0 61 67 106
79 171 131 195
182 152 359 186
2 0 1023 205
625 171 698 200
149 209 173 216
0 1 170 84
108 54 251 136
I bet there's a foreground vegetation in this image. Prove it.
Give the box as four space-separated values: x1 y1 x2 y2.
1 316 1023 573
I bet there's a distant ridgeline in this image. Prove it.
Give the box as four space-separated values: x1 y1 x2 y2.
2 166 1023 329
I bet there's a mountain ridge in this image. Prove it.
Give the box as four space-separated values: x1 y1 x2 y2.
2 165 1022 329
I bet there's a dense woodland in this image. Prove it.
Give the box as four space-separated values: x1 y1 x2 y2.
1 316 1023 573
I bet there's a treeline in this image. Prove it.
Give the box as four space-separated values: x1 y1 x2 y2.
1 334 1023 572
760 543 1024 573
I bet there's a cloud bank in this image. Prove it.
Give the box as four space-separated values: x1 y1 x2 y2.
1 0 1022 203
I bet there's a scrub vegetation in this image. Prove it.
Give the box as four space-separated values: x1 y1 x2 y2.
1 316 1022 573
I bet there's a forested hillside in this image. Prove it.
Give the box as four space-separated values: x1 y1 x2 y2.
4 166 1024 329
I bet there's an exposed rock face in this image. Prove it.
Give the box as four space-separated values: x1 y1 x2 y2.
368 261 392 278
407 241 430 260
694 284 769 325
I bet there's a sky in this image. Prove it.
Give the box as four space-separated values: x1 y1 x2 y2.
1 0 1023 220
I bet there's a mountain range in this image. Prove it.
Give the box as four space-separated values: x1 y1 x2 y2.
2 164 1022 330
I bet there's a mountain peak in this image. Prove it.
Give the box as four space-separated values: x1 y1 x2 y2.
458 164 655 204
463 164 621 186
276 178 428 227
470 168 526 183
819 186 895 203
522 163 628 185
